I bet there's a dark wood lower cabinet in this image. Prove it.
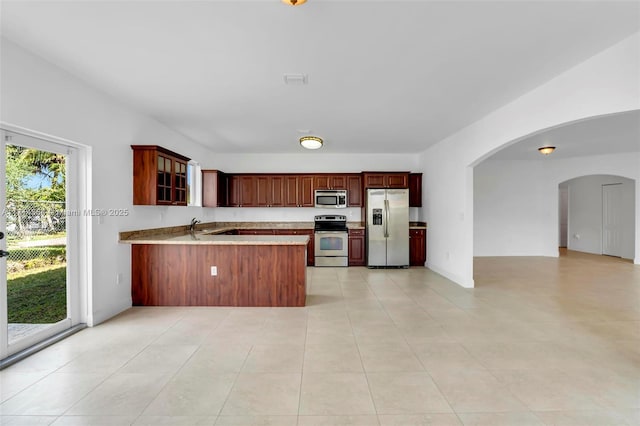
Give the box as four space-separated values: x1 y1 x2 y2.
348 229 366 266
238 228 314 266
131 243 307 307
275 229 314 266
409 228 426 266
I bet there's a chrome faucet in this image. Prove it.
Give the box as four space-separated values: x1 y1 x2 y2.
189 217 201 233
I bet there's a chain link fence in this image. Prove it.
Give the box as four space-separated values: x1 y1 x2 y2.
5 200 67 275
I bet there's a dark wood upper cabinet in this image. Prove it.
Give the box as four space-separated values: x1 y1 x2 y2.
284 176 300 207
227 175 240 207
409 173 423 207
362 172 409 189
346 174 362 207
132 145 190 206
255 175 270 207
202 170 227 207
314 174 361 206
239 175 257 207
298 175 315 207
282 175 314 207
255 175 284 207
270 175 284 207
314 174 348 190
203 171 412 208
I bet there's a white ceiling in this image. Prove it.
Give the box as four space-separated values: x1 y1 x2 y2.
1 0 639 154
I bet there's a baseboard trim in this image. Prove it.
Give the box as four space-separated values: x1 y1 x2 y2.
426 262 474 288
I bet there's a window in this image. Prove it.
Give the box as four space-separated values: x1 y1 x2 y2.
187 161 201 207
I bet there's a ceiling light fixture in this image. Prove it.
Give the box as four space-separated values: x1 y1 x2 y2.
282 0 307 6
300 136 323 150
538 146 556 155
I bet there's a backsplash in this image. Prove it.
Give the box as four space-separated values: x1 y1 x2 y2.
206 206 420 223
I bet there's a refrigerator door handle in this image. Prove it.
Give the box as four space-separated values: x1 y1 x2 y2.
384 199 390 238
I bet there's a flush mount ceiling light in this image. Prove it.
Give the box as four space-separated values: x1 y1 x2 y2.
300 136 323 150
538 146 556 155
282 0 307 6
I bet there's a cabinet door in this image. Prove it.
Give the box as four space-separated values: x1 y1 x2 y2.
386 173 409 188
275 229 314 265
255 175 270 207
202 170 226 207
173 160 188 206
132 145 189 206
239 176 257 207
270 175 284 207
314 175 330 190
409 173 422 207
156 154 173 205
346 175 362 207
330 175 348 190
364 174 385 188
348 229 366 266
298 175 315 207
409 229 426 266
227 175 240 207
283 176 299 207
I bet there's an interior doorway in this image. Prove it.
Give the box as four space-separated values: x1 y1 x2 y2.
602 183 624 257
558 184 568 248
559 175 635 260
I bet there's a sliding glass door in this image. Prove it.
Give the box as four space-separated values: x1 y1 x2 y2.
1 129 80 360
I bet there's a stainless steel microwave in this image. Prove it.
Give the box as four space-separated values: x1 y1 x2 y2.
314 190 347 208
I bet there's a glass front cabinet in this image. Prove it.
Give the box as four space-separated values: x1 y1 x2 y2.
132 145 190 206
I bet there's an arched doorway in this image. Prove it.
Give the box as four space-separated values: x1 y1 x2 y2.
559 175 635 260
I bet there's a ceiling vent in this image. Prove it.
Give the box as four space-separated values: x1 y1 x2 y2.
283 74 308 85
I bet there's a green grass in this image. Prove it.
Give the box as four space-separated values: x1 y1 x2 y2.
7 266 67 323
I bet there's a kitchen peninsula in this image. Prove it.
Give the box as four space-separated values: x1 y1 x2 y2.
120 226 309 307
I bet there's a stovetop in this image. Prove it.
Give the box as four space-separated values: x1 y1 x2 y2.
314 215 348 232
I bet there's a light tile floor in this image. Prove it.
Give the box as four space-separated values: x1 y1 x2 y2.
1 250 639 425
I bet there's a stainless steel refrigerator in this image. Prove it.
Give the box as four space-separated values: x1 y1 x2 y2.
366 188 409 267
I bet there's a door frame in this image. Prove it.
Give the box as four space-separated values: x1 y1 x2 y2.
1 123 91 359
602 183 623 257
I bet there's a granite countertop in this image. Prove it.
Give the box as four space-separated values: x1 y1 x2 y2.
119 220 427 243
120 232 310 246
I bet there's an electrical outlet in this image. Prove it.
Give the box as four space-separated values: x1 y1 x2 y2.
116 272 123 285
210 266 217 276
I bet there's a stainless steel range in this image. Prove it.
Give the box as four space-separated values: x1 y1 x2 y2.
314 215 348 267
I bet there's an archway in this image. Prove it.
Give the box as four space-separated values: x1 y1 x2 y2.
559 175 635 260
473 112 639 265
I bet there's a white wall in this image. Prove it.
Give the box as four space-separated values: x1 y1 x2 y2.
474 155 638 260
418 33 640 287
474 160 558 257
1 39 218 325
566 175 635 259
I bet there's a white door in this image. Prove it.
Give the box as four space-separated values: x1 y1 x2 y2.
602 183 623 257
1 130 80 360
